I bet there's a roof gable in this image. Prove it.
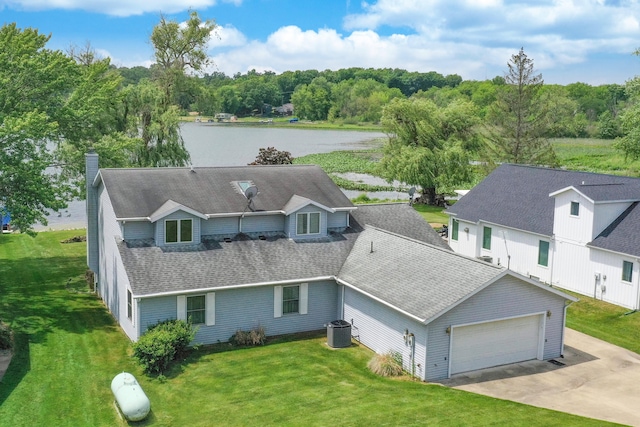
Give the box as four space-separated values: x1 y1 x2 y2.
282 195 335 215
589 202 640 257
149 200 207 223
447 164 640 235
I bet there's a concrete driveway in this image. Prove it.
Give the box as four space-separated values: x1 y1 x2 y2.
436 329 640 426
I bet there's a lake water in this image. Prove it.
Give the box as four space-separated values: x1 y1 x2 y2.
36 124 387 230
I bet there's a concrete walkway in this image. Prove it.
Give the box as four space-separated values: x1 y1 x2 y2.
437 328 640 426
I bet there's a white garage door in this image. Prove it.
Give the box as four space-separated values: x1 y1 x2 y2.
450 314 543 375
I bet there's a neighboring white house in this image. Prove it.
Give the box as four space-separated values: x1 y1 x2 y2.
447 164 640 310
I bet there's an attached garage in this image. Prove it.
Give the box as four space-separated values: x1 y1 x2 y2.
449 314 544 375
337 227 577 381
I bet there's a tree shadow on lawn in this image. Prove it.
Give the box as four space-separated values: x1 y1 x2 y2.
0 255 121 405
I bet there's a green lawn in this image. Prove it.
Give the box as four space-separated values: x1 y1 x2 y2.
565 289 640 354
413 204 449 226
0 230 612 426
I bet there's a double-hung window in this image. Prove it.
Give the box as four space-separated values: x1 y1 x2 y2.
482 226 492 250
282 285 300 314
187 295 206 324
297 212 320 235
622 261 634 283
451 219 459 241
165 219 193 243
538 241 550 267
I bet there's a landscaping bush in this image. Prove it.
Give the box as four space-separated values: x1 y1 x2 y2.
0 319 13 351
229 326 266 346
132 319 197 374
368 351 404 377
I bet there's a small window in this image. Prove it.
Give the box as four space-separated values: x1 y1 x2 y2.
570 201 580 216
482 226 492 250
451 219 459 241
165 219 193 244
622 261 634 283
538 241 550 267
127 290 133 321
282 285 300 314
187 295 206 324
296 212 320 235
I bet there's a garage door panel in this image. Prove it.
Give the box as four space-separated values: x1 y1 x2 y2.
450 315 542 375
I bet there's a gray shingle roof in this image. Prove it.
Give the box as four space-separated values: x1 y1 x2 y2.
351 203 450 250
589 202 640 257
119 202 446 296
338 227 505 322
447 164 640 236
99 165 354 219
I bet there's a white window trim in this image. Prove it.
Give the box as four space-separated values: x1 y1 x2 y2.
165 218 194 244
296 212 321 236
482 226 492 251
127 289 133 322
538 240 550 267
570 201 580 217
177 293 215 326
274 283 308 318
622 260 634 283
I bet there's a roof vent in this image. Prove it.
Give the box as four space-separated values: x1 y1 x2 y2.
223 237 233 243
259 235 267 240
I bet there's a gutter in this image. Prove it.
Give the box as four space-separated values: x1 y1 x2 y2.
135 276 334 299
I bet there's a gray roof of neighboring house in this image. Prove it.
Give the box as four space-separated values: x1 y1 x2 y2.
338 227 506 322
119 203 447 296
98 165 354 219
447 164 640 236
589 202 640 257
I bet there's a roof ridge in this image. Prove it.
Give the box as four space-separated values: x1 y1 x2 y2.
502 163 640 182
363 225 504 270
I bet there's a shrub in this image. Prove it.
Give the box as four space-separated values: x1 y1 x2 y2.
368 351 404 377
0 319 13 351
229 326 265 346
132 319 197 374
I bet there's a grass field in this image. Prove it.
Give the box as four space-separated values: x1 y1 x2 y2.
553 137 640 176
0 230 610 426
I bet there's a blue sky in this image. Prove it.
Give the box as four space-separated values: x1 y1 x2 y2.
2 0 640 85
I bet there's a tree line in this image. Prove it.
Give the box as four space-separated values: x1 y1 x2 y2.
2 10 640 232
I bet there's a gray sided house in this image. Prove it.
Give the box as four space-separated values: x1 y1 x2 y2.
86 153 575 380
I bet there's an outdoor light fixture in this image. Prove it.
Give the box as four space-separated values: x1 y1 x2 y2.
464 227 469 233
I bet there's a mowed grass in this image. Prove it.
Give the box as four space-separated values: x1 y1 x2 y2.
0 230 611 426
413 204 449 226
565 290 640 354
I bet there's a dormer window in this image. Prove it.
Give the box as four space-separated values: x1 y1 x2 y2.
297 212 320 235
570 201 580 216
165 219 193 243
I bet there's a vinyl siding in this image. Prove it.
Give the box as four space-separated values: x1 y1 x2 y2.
553 191 594 244
585 249 639 309
240 214 285 233
154 212 201 246
425 276 568 380
343 288 427 380
448 218 477 258
138 280 339 344
123 221 154 241
97 184 137 341
201 217 238 236
327 211 349 229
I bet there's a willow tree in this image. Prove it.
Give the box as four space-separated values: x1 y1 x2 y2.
378 98 480 204
485 48 556 165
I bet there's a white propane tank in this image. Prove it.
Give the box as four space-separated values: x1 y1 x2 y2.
111 372 150 421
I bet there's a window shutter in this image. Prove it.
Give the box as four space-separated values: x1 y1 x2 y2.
177 295 186 320
299 283 308 315
274 286 283 318
206 292 216 326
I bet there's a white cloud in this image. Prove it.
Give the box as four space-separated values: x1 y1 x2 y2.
209 24 247 48
0 0 240 16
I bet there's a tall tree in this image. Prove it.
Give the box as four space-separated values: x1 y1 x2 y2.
485 48 556 165
0 24 76 234
129 10 216 167
378 98 480 204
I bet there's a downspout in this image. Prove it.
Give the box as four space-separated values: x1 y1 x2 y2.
549 235 556 286
561 300 575 356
